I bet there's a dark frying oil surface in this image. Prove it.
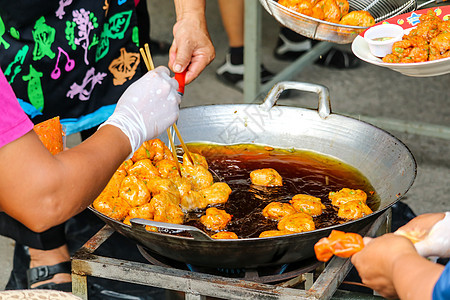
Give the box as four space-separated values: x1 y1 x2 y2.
183 143 380 239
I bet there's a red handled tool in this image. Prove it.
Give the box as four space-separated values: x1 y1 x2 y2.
174 70 186 96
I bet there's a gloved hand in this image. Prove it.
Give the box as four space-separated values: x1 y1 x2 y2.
100 66 181 158
414 212 450 258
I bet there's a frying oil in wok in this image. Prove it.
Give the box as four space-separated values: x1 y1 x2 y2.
183 143 380 239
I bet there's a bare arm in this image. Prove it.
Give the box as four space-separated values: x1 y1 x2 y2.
0 67 181 233
0 125 130 232
170 0 215 84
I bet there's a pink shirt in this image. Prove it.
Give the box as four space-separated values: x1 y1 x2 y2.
0 68 33 148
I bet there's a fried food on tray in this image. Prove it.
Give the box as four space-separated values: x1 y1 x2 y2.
278 212 316 233
329 188 367 207
211 231 238 239
262 202 296 221
314 230 364 262
290 194 326 216
259 230 295 238
314 0 341 23
338 200 373 220
250 168 283 187
200 207 232 231
278 0 373 27
127 159 159 181
277 0 309 13
382 10 450 63
339 11 374 27
199 182 232 205
183 152 208 169
181 164 214 191
181 190 209 211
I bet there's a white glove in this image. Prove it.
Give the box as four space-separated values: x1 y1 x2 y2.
415 212 450 258
100 66 181 158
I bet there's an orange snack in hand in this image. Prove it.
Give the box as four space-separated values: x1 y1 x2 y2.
33 116 64 155
314 230 364 262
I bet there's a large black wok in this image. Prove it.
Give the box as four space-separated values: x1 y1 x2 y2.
89 82 416 268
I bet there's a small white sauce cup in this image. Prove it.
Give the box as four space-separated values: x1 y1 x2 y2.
364 24 404 58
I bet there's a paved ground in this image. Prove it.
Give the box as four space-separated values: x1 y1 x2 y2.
1 0 449 291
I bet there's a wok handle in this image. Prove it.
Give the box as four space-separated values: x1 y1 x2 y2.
129 218 213 241
260 81 331 119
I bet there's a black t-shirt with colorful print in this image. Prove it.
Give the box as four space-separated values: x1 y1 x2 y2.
0 0 144 135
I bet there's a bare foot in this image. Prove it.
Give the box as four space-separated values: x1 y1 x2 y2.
28 244 72 288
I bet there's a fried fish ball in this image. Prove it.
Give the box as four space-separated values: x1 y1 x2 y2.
329 188 367 207
170 177 192 198
278 212 315 233
150 193 184 224
337 200 373 220
180 190 209 211
118 159 133 175
128 202 154 220
93 192 130 221
199 182 232 205
128 159 160 181
101 170 126 198
259 230 295 238
314 0 341 23
290 194 326 216
183 152 208 169
145 177 181 202
155 159 180 179
147 139 174 162
131 143 152 162
211 231 238 239
200 207 232 231
262 202 296 221
339 11 375 27
250 168 283 187
119 175 151 207
181 165 214 191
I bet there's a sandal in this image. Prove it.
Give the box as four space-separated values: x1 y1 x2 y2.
26 261 72 292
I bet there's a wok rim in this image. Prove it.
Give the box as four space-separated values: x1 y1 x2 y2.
89 104 417 243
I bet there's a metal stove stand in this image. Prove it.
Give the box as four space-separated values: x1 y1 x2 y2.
72 211 389 300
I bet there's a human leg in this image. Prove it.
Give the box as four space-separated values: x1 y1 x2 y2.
0 212 71 291
216 0 274 90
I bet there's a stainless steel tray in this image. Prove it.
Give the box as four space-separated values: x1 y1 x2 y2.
259 0 416 44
